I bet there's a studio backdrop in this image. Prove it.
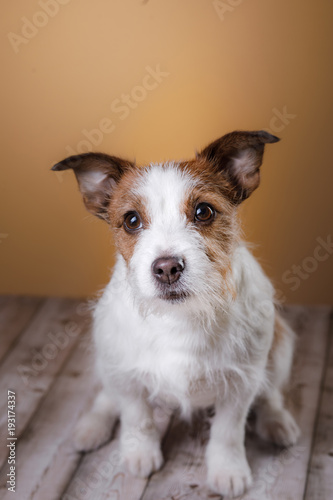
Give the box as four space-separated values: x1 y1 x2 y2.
1 0 332 305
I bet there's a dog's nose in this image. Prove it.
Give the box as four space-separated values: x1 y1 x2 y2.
152 257 185 284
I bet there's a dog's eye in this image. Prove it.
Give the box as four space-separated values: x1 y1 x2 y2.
123 212 142 232
194 203 215 223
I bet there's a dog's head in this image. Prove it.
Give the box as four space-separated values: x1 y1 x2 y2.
53 131 279 316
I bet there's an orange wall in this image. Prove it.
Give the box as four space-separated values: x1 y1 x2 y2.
1 0 332 304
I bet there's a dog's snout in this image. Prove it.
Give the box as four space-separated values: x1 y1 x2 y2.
152 257 185 285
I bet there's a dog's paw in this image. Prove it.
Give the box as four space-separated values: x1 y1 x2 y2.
73 412 115 452
207 458 252 498
122 441 163 478
256 408 300 447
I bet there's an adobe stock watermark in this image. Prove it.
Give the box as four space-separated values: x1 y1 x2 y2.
164 446 206 499
242 236 332 314
282 235 333 292
8 0 72 54
265 106 296 135
16 301 89 386
213 0 246 22
16 322 81 386
249 445 306 498
62 455 124 500
54 64 170 183
64 65 169 157
273 234 333 304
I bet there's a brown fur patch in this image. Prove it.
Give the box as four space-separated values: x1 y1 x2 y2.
269 312 288 362
179 158 239 300
108 167 150 264
198 130 279 203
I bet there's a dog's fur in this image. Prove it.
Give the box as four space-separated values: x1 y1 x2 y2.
53 130 300 497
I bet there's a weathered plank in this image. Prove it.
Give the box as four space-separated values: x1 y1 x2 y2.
0 297 90 473
62 405 172 500
0 329 96 500
304 311 333 500
139 305 331 499
0 295 43 362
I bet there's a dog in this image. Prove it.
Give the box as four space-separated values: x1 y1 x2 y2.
52 130 300 497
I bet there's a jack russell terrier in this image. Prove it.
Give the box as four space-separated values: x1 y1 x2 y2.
52 130 300 498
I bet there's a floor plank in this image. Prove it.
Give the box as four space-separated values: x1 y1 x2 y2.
0 297 90 473
0 295 43 363
0 328 96 500
304 311 333 500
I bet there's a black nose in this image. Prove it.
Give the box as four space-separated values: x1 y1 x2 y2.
152 257 185 285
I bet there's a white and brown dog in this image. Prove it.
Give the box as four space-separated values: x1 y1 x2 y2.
53 130 300 498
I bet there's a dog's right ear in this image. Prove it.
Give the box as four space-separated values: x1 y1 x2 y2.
52 153 134 221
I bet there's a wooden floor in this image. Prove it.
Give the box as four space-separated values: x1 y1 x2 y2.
0 297 332 500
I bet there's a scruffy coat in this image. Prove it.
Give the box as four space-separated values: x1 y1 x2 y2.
53 130 299 498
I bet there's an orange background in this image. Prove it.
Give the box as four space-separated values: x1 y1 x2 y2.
1 0 332 304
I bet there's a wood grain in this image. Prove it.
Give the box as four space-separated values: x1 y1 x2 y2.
304 311 333 500
0 329 96 500
0 297 90 472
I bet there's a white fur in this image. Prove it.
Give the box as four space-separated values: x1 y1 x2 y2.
79 170 107 191
74 163 299 497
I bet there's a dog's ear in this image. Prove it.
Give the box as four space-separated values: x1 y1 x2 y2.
199 130 280 203
52 153 133 221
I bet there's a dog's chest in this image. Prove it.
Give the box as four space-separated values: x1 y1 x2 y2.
95 272 263 411
124 322 228 409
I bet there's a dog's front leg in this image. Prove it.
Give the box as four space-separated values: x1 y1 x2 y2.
119 392 164 478
206 391 255 498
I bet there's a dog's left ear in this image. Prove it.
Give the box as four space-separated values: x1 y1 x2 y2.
52 153 134 221
199 130 280 203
